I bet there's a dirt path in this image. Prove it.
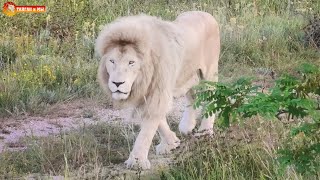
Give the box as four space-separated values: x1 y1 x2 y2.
0 97 186 153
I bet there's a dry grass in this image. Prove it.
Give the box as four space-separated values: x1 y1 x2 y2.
0 0 320 179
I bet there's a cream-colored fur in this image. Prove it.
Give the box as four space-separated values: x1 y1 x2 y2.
96 11 220 169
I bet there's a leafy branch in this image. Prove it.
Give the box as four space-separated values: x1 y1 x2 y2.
193 63 320 174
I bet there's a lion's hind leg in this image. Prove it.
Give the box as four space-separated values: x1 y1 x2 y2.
196 68 218 136
179 89 197 134
196 115 215 136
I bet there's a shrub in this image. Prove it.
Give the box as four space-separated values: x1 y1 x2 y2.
193 63 320 175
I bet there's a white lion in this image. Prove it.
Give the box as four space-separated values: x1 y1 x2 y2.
95 11 220 169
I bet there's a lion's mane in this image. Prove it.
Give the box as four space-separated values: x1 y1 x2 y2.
95 15 183 118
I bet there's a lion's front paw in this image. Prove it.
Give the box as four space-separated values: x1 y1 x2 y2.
156 140 180 155
124 156 151 170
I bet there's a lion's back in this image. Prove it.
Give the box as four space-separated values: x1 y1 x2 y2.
174 11 220 89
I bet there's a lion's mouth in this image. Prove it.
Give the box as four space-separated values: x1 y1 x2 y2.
113 90 128 94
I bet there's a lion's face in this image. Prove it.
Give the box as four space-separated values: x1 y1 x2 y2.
103 45 142 100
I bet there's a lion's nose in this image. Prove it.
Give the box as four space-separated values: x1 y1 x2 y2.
112 81 125 87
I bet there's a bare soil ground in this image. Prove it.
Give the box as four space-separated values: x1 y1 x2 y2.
0 97 186 153
0 97 188 179
0 72 274 153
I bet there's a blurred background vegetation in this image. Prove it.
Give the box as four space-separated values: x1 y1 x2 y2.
0 0 319 117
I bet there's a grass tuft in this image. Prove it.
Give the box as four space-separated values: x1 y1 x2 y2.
0 122 139 179
0 0 320 179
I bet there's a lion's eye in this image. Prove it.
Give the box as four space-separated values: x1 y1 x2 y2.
110 60 114 64
129 61 135 65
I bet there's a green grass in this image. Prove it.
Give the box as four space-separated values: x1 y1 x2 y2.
0 122 140 179
1 119 318 179
161 120 320 180
0 0 319 117
0 0 320 179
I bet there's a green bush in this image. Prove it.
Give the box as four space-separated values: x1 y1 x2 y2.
193 63 320 175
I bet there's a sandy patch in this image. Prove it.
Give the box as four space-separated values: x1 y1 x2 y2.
0 97 186 153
